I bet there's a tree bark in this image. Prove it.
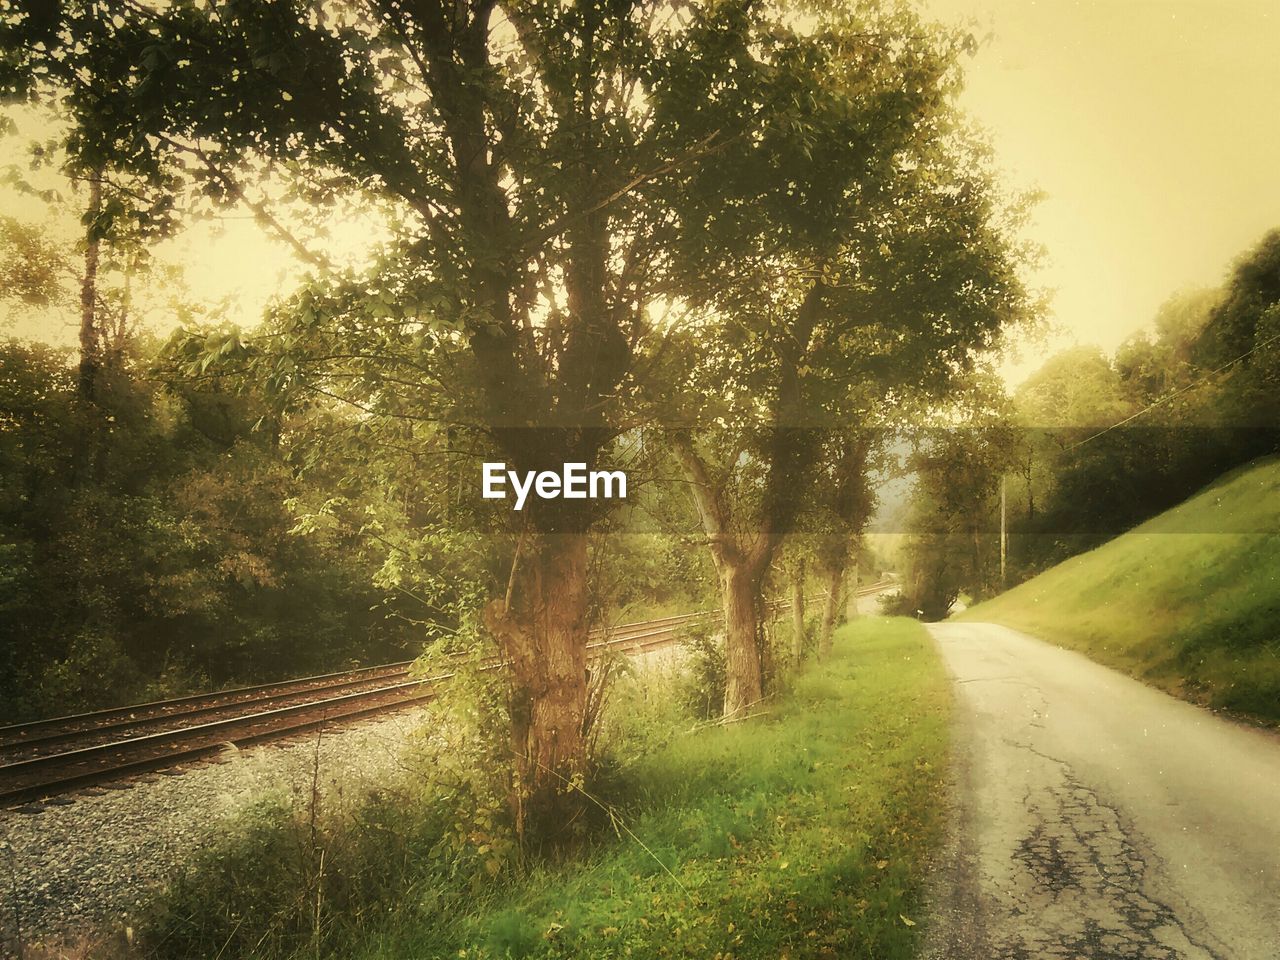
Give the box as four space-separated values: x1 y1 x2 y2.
667 277 825 716
672 433 776 715
486 531 590 840
790 560 807 664
817 559 843 659
845 557 860 622
721 562 763 716
77 174 102 404
417 8 620 839
69 172 108 487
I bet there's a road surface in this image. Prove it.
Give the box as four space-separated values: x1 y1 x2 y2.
922 621 1280 960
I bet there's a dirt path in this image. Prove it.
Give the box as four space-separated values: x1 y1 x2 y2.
922 621 1280 960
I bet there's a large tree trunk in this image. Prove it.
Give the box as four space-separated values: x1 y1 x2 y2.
486 531 591 841
790 561 806 664
817 559 844 659
845 558 860 622
721 563 763 717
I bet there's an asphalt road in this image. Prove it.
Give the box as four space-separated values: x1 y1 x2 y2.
921 621 1280 960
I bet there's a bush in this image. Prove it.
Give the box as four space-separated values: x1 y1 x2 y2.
879 586 955 622
38 631 144 711
675 621 726 719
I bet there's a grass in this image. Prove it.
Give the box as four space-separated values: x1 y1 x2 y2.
136 617 950 960
394 617 949 960
961 455 1280 724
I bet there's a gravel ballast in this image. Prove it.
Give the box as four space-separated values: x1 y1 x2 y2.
0 707 431 959
0 630 737 959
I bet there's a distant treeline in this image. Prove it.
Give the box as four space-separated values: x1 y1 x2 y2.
898 229 1280 616
0 336 423 722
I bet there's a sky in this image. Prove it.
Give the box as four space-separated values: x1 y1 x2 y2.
4 0 1280 388
923 0 1280 380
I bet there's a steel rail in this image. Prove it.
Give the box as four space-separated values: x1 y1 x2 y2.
0 687 445 807
0 661 416 742
0 671 430 757
0 608 737 745
0 581 892 807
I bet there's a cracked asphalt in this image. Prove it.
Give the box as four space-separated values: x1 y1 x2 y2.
921 622 1280 960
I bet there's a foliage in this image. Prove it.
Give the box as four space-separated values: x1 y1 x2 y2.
634 3 1035 710
896 229 1280 606
589 530 714 626
890 373 1019 613
141 707 517 960
675 619 728 721
1194 229 1280 373
6 0 1022 816
1001 234 1280 578
0 335 422 720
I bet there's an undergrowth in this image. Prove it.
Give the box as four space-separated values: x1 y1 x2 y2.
130 617 949 960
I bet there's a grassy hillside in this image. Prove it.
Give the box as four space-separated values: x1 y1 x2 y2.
140 618 950 960
961 456 1280 724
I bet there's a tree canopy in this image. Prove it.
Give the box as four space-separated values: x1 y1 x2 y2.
3 0 1037 827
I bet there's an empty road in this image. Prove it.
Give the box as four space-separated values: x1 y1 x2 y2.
922 621 1280 960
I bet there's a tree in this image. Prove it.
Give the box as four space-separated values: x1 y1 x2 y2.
812 427 877 658
1195 230 1280 375
783 546 807 664
5 0 947 828
894 375 1019 615
917 233 1280 594
648 43 1033 713
0 165 156 481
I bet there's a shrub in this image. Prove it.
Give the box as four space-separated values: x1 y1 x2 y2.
38 631 144 711
675 620 726 719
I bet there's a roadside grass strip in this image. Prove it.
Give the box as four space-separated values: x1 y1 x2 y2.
140 618 949 960
380 617 950 960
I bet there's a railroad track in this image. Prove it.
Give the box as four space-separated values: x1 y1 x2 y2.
0 581 892 808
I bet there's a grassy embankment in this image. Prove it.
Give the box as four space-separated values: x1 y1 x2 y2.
141 618 949 960
961 455 1280 724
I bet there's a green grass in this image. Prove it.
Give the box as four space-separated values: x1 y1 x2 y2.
139 617 949 960
378 617 949 960
961 456 1280 723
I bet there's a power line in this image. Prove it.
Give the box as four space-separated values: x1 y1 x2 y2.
1069 328 1280 450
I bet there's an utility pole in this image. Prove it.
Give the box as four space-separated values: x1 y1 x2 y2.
999 475 1007 587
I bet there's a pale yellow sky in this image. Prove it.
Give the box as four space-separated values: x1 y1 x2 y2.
923 0 1280 379
5 1 1279 387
